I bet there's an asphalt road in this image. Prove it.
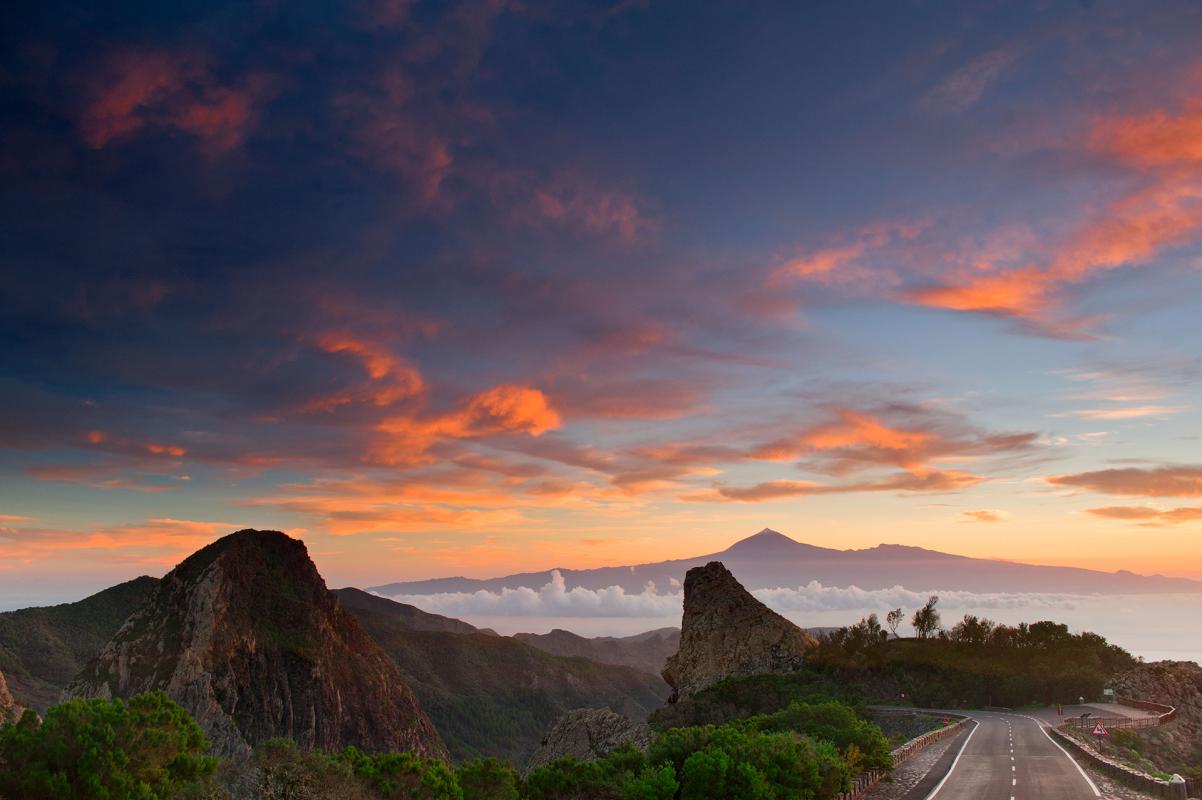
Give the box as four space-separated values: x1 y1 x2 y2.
925 712 1101 800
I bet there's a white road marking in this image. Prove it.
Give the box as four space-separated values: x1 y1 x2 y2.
922 720 980 800
1013 713 1102 799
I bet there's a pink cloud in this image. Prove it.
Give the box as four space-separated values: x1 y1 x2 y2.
79 48 272 153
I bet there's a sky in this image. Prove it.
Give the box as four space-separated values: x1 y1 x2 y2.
3 0 1202 609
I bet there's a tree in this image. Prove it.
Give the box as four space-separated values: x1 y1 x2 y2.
457 757 519 800
886 608 904 638
0 692 216 800
911 596 941 639
340 747 462 800
950 614 995 645
622 763 678 800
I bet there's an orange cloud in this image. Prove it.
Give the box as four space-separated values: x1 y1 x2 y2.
907 90 1202 331
80 431 187 459
79 49 270 152
1047 465 1202 497
1086 505 1202 525
1090 103 1202 168
747 407 1030 480
370 385 561 465
693 468 983 503
961 509 1007 523
0 518 233 568
771 221 928 285
307 332 426 411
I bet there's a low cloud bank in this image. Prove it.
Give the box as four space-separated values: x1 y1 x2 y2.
383 570 1081 618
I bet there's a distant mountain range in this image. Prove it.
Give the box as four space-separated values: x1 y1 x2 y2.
371 529 1202 596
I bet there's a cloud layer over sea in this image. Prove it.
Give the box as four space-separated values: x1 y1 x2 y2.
384 571 1202 664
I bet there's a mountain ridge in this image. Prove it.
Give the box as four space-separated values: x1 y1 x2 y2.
370 528 1202 596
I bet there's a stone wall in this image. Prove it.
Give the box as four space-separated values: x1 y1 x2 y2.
1049 726 1192 799
838 714 971 800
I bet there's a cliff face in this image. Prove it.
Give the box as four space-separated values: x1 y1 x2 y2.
662 561 816 701
65 529 446 759
0 668 25 724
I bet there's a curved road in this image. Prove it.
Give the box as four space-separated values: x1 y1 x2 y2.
925 712 1101 800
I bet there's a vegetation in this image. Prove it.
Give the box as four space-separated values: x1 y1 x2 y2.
0 576 158 712
0 681 888 800
0 692 217 800
810 609 1137 709
345 601 667 763
1061 726 1202 784
649 669 860 730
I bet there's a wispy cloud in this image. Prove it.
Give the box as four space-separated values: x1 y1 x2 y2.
1086 505 1202 525
961 509 1008 523
1047 465 1202 497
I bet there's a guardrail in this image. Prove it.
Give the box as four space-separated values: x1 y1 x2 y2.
1053 697 1190 799
837 714 971 800
1117 697 1177 724
1059 697 1177 732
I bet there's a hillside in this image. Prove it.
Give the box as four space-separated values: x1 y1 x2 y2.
0 576 158 711
513 627 680 675
372 528 1201 596
66 529 446 758
337 588 670 763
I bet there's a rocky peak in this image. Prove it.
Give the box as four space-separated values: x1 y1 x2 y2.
66 529 447 759
722 528 798 555
662 561 816 701
0 668 25 725
525 708 653 772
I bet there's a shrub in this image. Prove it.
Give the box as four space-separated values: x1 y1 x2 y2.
457 757 520 800
0 692 217 800
339 747 462 800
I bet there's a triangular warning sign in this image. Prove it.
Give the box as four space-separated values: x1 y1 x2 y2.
1091 722 1109 737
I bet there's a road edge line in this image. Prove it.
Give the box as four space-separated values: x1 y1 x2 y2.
922 718 980 800
1019 714 1102 799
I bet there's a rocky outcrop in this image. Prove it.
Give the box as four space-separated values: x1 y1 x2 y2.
662 561 816 701
1114 660 1202 723
65 529 447 759
526 708 653 771
1112 660 1202 769
0 668 25 724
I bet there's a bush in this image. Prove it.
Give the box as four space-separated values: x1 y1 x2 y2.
241 738 369 800
339 747 462 800
0 692 217 800
748 700 891 771
521 756 623 800
649 723 853 799
457 757 520 800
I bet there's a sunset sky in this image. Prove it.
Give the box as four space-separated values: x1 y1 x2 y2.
3 1 1202 608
